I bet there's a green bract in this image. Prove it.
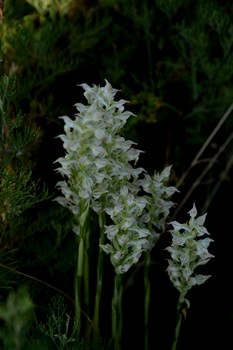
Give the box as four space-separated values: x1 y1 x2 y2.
166 203 214 307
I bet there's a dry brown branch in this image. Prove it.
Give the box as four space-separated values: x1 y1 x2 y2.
0 0 3 25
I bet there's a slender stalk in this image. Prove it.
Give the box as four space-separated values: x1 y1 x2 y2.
84 215 90 319
74 200 91 335
144 251 151 350
112 273 123 350
93 212 106 339
171 302 183 350
75 235 84 336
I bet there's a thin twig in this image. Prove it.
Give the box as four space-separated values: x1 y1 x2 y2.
0 262 73 302
202 150 233 212
171 131 233 219
177 102 233 189
0 0 3 25
0 262 92 324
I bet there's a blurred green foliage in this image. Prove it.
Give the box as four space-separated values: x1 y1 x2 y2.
0 287 34 349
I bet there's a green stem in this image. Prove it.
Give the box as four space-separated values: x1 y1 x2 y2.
74 200 89 335
112 273 123 350
84 216 90 318
191 54 198 101
171 302 183 350
144 251 151 350
75 235 84 336
93 212 106 339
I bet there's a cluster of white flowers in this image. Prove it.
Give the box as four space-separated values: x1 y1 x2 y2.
100 167 178 273
100 185 152 274
166 204 214 307
55 80 177 274
55 80 143 214
138 166 178 246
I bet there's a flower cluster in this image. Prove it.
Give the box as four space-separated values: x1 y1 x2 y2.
138 166 178 246
100 165 178 274
55 80 177 274
54 80 144 217
166 204 214 307
100 185 152 274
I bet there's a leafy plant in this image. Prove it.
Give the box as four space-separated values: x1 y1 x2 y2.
39 295 77 350
0 287 34 350
54 80 214 350
39 295 109 350
0 73 49 293
166 204 214 349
